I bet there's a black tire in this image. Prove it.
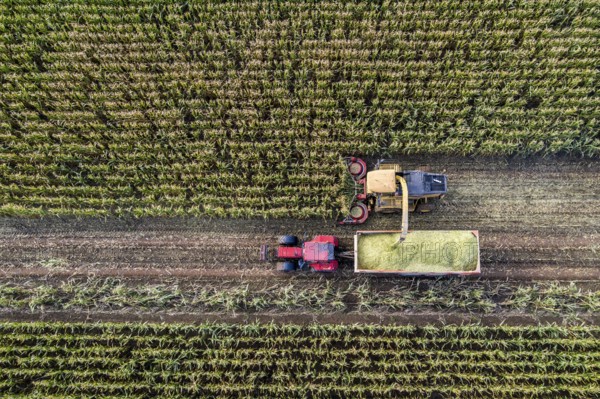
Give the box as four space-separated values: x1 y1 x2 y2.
278 235 298 246
298 260 310 271
276 261 296 272
416 202 436 214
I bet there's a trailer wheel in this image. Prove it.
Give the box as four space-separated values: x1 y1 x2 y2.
278 235 298 246
276 261 296 272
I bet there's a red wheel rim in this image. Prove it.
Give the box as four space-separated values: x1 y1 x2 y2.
348 162 364 176
347 158 367 180
350 203 367 219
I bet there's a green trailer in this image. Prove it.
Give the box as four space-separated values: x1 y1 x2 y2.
354 230 480 276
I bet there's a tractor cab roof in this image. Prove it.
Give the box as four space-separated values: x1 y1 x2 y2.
303 242 335 262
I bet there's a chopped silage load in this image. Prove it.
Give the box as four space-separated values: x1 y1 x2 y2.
356 231 479 272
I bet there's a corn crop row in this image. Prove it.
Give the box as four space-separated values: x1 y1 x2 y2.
0 322 598 398
1 1 599 217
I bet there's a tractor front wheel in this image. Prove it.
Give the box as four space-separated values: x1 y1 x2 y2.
276 261 296 272
278 235 298 246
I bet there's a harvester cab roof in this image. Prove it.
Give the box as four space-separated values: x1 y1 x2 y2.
366 169 447 197
366 170 396 193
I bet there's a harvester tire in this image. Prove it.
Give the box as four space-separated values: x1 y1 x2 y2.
416 202 436 214
276 261 296 272
278 235 298 246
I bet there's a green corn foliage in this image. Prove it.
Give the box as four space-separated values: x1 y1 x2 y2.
0 322 599 398
1 1 598 217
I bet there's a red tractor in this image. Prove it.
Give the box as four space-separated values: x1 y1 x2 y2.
260 234 340 272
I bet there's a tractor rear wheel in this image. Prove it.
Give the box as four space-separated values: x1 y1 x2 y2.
278 235 298 246
276 261 296 272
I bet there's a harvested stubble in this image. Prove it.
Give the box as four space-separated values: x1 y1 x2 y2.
2 278 599 314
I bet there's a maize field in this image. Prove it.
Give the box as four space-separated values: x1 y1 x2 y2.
1 0 599 217
1 1 600 397
1 322 599 398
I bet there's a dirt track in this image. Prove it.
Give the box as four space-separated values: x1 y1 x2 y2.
1 156 599 323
